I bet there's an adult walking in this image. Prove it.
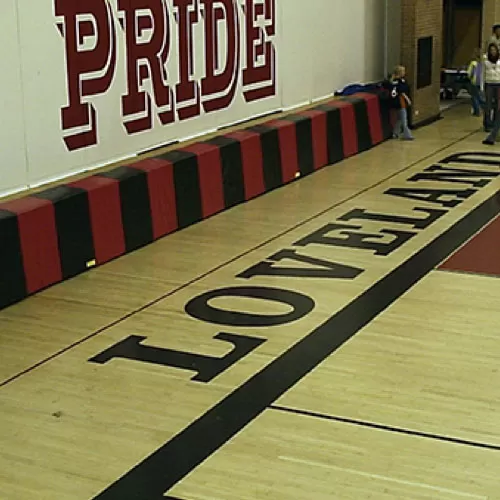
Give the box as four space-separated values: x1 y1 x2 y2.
482 42 500 135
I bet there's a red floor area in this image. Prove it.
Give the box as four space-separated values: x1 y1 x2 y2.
440 216 500 276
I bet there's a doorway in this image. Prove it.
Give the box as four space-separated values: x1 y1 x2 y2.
443 0 483 67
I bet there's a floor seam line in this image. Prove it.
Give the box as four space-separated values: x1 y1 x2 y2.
269 404 500 451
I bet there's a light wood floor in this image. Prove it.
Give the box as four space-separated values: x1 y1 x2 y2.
1 103 500 500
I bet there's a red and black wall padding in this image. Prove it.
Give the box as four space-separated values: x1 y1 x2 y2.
1 197 65 302
97 167 155 252
313 103 345 165
224 130 266 201
259 120 299 185
203 136 251 207
0 89 393 311
322 100 359 158
246 124 285 190
356 93 385 145
69 176 126 265
338 96 373 152
32 185 96 279
0 208 29 305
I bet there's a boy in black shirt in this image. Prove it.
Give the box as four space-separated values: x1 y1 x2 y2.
387 65 414 140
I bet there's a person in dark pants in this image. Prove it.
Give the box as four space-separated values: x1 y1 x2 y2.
483 43 500 132
482 113 500 144
467 48 485 116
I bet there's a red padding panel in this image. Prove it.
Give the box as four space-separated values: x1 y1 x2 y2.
266 120 299 183
327 101 358 157
69 176 125 265
226 130 265 200
1 197 62 293
299 110 328 170
131 158 178 239
357 92 384 145
182 143 224 218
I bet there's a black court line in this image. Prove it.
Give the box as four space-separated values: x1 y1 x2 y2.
92 190 500 499
270 405 500 452
0 129 480 389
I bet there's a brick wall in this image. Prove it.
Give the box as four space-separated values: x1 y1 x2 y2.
400 0 443 126
400 0 500 127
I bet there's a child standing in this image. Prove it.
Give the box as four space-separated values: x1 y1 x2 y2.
388 65 414 141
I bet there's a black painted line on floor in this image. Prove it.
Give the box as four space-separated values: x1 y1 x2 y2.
0 129 479 390
270 404 500 452
92 190 500 499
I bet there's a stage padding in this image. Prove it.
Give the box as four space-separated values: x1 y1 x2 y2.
0 90 392 310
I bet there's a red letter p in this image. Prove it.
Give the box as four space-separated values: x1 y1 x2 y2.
55 0 117 150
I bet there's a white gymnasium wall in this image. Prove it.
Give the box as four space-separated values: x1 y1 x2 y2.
279 0 389 109
386 0 402 74
1 0 394 197
279 1 364 109
364 0 386 83
0 0 28 196
277 4 314 109
310 1 365 100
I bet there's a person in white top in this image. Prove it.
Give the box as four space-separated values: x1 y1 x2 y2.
482 42 500 133
482 43 500 144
